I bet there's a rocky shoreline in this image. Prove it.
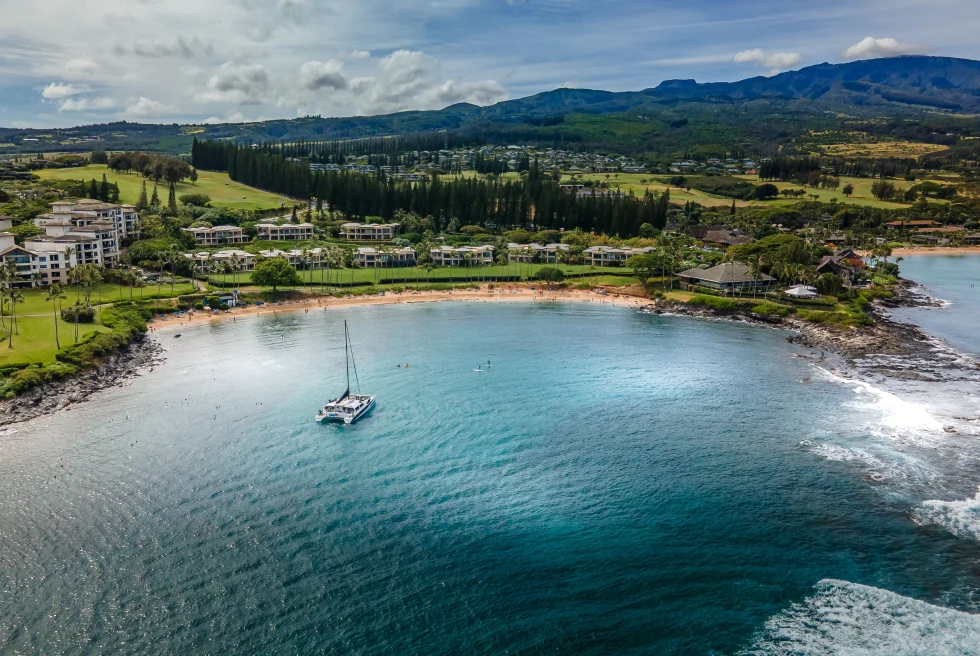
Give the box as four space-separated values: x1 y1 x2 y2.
642 278 974 380
0 337 165 428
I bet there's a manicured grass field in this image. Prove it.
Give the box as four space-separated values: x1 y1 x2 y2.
0 281 197 366
734 176 913 209
207 263 632 287
1 313 108 365
561 173 747 208
36 165 292 211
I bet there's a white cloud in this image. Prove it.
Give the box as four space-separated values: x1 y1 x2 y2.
733 49 802 74
425 79 506 107
300 60 348 91
125 97 168 116
347 50 371 60
201 62 270 104
41 82 83 100
59 97 115 112
841 37 929 60
65 58 99 76
203 111 246 124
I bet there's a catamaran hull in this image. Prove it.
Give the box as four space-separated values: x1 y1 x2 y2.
315 397 376 425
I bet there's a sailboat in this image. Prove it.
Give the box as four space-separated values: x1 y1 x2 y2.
315 321 376 425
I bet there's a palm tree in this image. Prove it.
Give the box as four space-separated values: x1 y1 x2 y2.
168 247 181 296
67 265 84 343
45 283 67 350
6 290 23 348
0 265 10 334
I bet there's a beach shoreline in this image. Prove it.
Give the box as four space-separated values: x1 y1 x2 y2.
146 286 651 333
891 246 980 257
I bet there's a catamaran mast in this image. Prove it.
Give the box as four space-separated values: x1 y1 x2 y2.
344 320 351 395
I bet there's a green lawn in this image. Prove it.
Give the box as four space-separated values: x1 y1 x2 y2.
36 164 292 211
735 176 914 209
207 263 632 287
0 313 108 365
1 281 197 366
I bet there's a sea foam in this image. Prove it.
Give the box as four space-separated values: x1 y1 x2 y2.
913 487 980 542
740 579 980 655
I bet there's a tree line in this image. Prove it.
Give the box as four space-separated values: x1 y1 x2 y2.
192 139 670 236
106 151 197 184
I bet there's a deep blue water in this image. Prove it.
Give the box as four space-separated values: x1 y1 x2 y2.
891 253 980 356
2 302 979 654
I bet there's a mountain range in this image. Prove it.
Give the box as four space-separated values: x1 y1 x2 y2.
3 56 980 157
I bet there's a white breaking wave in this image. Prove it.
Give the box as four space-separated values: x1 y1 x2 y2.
740 579 980 655
913 487 980 542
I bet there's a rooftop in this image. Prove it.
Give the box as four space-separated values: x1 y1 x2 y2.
677 262 774 284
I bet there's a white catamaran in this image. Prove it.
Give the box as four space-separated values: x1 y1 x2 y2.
315 321 376 425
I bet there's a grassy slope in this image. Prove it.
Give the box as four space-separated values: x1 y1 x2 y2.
565 172 913 210
36 165 292 211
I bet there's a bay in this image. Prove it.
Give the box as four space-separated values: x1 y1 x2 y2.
2 302 978 654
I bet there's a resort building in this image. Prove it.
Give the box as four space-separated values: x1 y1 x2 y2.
676 262 775 294
340 223 399 241
23 236 86 284
0 232 42 288
256 223 315 241
185 249 256 273
429 245 495 267
507 243 570 264
354 247 417 268
0 215 12 230
182 225 249 246
40 199 139 241
257 247 329 268
583 246 654 267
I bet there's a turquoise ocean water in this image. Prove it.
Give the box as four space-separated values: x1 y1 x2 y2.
2 292 979 654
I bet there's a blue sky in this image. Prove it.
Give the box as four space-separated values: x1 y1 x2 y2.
1 0 978 128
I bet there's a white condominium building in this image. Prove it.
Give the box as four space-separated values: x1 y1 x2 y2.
429 245 495 266
256 223 315 240
340 223 399 240
183 225 249 246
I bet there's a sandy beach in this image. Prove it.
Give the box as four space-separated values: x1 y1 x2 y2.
147 285 651 333
891 246 980 257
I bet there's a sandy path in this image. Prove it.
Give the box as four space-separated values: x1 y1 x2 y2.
147 286 650 333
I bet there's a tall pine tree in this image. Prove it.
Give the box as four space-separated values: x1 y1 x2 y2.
167 182 178 215
150 184 161 207
100 174 109 202
136 180 149 210
88 179 99 199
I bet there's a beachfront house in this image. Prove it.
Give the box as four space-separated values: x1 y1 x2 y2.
429 245 495 267
183 225 249 246
341 223 399 241
354 247 417 268
676 262 775 294
255 223 315 241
